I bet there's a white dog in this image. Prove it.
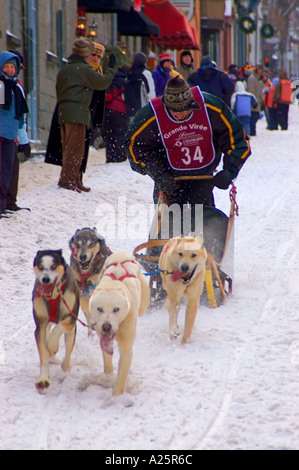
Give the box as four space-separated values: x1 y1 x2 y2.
89 252 150 396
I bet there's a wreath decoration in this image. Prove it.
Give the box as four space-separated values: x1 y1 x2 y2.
260 23 275 39
239 16 256 34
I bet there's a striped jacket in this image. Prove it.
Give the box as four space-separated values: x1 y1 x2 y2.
124 89 251 182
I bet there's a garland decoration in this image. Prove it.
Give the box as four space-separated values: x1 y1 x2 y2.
239 16 256 34
260 23 275 38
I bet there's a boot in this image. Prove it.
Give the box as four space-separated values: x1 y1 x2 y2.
77 172 91 192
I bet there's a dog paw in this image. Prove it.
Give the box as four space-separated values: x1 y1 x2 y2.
112 385 125 396
169 327 180 340
182 335 190 344
35 379 50 392
61 360 71 372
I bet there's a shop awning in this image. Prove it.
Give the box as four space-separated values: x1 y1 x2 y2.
118 7 160 36
78 0 131 13
144 0 200 50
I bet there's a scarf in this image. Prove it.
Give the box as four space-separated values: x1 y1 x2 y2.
0 74 29 119
87 60 103 74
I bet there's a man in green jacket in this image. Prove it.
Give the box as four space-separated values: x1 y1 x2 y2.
124 76 251 208
56 38 115 192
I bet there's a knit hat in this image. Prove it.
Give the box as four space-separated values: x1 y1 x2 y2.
162 76 201 112
72 38 94 57
93 42 105 54
5 58 18 69
159 52 172 64
133 52 147 67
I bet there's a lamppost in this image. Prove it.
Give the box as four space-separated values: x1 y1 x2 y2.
261 1 270 66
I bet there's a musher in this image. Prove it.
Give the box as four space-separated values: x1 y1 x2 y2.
124 76 251 210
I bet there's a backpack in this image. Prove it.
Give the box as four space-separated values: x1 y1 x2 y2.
124 74 150 117
280 79 292 103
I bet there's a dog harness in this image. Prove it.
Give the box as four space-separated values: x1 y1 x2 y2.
36 280 67 323
104 260 138 281
72 250 110 293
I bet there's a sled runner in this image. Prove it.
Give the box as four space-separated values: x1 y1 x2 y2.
133 176 239 308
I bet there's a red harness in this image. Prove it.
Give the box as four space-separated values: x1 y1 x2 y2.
105 260 138 282
39 280 67 323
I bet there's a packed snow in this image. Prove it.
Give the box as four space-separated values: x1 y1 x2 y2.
1 104 299 451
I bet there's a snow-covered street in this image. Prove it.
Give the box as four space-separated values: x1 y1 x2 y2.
1 104 299 450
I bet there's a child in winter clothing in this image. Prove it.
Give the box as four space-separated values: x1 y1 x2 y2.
231 81 257 135
0 51 29 218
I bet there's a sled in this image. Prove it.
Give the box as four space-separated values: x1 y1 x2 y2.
133 176 239 308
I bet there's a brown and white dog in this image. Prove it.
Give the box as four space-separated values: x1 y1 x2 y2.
159 235 207 344
69 228 112 328
32 250 80 391
89 251 150 396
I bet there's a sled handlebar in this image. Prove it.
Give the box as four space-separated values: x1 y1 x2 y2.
174 175 214 181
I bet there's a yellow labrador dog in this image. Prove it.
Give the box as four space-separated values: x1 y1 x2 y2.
159 235 207 344
89 252 150 396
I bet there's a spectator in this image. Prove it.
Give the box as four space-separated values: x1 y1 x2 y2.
231 81 257 135
265 77 279 130
175 50 195 81
103 65 130 163
152 52 173 96
0 51 29 219
124 52 155 120
188 55 234 107
86 42 106 149
228 64 239 87
45 41 108 181
262 72 271 129
273 70 292 130
6 49 31 212
55 38 115 193
246 64 264 136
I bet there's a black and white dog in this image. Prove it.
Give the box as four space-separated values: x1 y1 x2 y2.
32 249 80 392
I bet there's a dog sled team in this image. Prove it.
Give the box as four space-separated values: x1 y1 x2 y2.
32 226 223 396
32 71 251 396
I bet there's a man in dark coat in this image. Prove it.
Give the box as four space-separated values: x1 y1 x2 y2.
45 38 115 193
188 56 234 108
124 76 250 209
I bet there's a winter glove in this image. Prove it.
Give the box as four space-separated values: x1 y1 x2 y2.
108 53 116 69
18 143 31 159
213 169 235 190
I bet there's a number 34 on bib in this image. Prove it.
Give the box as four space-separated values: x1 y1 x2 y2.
181 146 204 165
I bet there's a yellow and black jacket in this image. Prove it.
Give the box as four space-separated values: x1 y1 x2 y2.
124 90 251 183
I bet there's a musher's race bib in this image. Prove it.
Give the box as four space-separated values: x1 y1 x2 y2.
150 87 215 171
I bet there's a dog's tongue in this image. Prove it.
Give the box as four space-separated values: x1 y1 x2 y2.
36 283 55 298
170 270 186 282
100 334 114 355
